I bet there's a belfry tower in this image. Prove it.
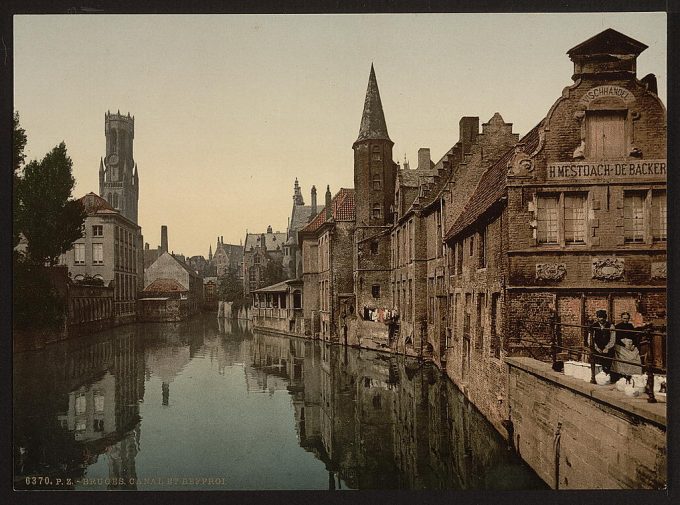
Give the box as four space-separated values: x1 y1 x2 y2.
99 111 139 224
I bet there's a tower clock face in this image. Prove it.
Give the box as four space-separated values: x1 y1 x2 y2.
107 153 119 166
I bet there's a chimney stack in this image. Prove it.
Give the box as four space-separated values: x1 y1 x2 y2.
161 225 168 253
311 186 317 215
417 148 431 170
325 186 332 220
459 117 479 155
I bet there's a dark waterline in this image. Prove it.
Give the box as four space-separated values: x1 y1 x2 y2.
13 313 547 490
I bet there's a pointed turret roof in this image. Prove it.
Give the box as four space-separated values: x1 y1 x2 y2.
355 64 391 144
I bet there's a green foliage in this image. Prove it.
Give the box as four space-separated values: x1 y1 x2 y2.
16 142 86 266
13 118 85 331
217 266 243 302
13 263 65 331
261 258 285 287
13 112 27 251
217 267 250 316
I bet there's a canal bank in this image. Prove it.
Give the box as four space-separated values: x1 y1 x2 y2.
251 316 666 489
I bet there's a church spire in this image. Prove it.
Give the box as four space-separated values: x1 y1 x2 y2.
208 244 213 261
355 64 391 144
293 177 304 206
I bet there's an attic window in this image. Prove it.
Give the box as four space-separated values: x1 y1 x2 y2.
586 110 626 159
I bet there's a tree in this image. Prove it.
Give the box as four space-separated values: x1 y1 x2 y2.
217 266 243 302
260 257 285 287
13 112 27 251
16 142 86 265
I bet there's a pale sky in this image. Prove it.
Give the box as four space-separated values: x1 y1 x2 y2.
14 13 666 258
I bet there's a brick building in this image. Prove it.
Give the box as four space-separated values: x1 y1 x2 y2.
442 29 666 433
298 187 355 340
243 226 286 296
143 251 204 316
283 179 319 280
210 236 243 277
353 65 398 328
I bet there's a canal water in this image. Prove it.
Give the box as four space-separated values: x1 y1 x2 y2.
14 313 547 490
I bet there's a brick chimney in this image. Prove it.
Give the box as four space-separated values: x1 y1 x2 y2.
325 185 332 220
417 148 431 170
311 185 317 215
459 117 479 155
161 225 168 253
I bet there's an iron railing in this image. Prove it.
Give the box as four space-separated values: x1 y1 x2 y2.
509 317 666 403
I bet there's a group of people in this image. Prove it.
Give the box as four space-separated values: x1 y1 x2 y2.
589 310 643 380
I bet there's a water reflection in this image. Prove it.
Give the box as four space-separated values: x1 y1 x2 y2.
13 313 545 490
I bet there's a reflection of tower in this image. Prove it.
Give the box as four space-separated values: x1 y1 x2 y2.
162 382 170 406
106 427 140 490
99 111 139 223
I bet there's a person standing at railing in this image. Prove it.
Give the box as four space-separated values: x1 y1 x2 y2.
614 312 638 347
589 310 616 373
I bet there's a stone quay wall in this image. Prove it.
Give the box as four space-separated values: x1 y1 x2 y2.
506 357 666 489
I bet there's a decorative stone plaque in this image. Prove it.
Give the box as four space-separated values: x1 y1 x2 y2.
651 262 667 279
536 263 567 281
506 144 534 178
592 257 624 280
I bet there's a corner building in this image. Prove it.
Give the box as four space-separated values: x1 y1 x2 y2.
442 29 666 433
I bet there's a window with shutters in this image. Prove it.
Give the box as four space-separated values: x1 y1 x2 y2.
624 192 646 243
74 243 85 264
652 190 667 242
586 110 627 159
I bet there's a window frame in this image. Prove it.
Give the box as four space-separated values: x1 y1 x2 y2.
535 192 589 247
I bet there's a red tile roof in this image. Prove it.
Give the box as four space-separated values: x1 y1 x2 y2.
301 188 355 233
143 278 188 293
80 192 116 215
444 124 541 241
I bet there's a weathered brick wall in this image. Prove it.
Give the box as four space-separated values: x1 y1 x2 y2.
446 114 518 229
445 213 509 432
507 358 666 489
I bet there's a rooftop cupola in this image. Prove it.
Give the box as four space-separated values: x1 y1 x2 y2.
567 28 648 81
354 64 392 146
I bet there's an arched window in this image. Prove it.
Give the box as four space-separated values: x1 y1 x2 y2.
113 193 119 209
372 174 382 190
110 129 118 153
372 204 381 219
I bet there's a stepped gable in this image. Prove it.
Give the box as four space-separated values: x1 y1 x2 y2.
444 124 541 241
301 188 355 233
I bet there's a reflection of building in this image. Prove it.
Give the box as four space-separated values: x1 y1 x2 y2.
59 193 143 320
14 327 145 488
58 372 116 442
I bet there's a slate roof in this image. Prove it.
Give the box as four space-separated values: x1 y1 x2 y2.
290 205 319 234
244 231 287 251
143 278 188 293
355 64 391 144
567 28 647 57
300 188 355 234
444 123 541 241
